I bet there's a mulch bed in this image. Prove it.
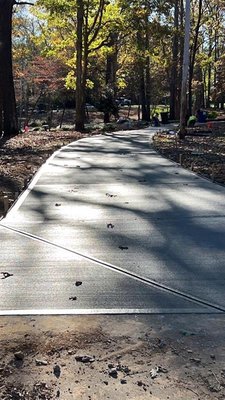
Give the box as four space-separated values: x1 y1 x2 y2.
152 132 225 185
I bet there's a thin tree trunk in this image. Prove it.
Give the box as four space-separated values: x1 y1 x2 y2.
206 28 212 108
0 100 2 136
170 0 179 120
106 34 118 96
207 54 212 108
75 0 85 131
140 62 147 121
104 37 118 123
145 55 151 121
188 0 203 115
59 107 65 128
0 0 19 137
193 63 204 112
144 11 150 122
179 0 190 139
176 0 184 118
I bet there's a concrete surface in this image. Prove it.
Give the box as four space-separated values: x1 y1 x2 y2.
1 127 225 314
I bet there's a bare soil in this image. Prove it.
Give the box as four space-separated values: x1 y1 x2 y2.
1 314 225 400
152 131 225 186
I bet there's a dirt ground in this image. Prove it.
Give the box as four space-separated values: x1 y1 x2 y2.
1 126 225 399
152 131 225 186
1 314 225 399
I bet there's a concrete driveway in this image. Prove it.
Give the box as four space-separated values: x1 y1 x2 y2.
1 127 225 314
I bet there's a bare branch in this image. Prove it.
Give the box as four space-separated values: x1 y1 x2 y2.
88 35 111 53
88 0 105 46
87 0 104 35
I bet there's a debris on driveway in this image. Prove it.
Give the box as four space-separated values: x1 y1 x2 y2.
1 271 13 279
107 223 114 229
106 193 117 198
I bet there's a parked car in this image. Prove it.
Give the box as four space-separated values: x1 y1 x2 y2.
116 97 131 107
85 103 96 111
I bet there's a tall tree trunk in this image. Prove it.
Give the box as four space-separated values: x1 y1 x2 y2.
75 0 85 132
140 62 148 121
144 11 150 122
176 0 184 118
193 63 204 112
205 26 212 108
179 0 190 139
145 55 151 121
170 0 179 120
0 0 19 138
188 0 203 115
206 46 212 108
106 35 117 95
104 36 118 123
213 11 219 91
0 100 2 136
137 12 150 122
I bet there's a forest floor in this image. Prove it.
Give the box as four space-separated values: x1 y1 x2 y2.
1 126 225 399
152 130 225 186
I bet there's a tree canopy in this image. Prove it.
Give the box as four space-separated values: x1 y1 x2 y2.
0 0 225 136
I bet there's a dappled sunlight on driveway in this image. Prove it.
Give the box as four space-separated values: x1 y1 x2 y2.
1 127 225 313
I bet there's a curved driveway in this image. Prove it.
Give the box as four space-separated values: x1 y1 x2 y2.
1 127 225 314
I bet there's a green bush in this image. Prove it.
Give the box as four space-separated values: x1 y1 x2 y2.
207 110 218 120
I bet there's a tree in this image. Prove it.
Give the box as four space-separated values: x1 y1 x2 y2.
75 0 117 130
179 0 190 139
35 0 117 131
188 0 203 115
169 0 179 120
75 0 85 131
0 0 19 137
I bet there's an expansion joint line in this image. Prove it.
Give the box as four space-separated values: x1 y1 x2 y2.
0 222 224 314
